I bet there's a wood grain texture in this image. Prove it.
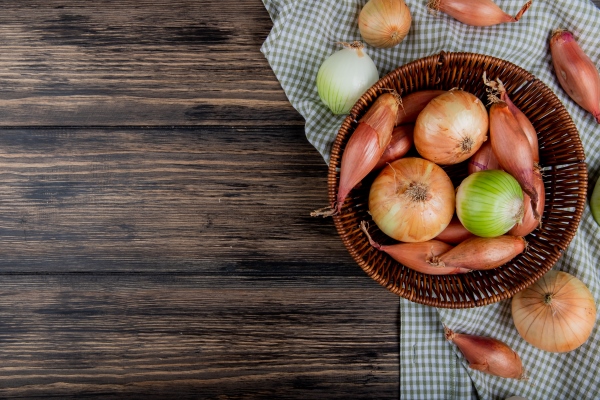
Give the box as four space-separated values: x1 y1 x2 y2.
0 0 303 126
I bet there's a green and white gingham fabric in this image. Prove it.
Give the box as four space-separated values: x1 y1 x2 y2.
261 1 600 399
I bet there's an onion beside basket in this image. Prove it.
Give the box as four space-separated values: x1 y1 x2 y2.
328 52 587 308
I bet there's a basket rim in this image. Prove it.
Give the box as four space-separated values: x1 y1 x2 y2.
327 51 588 309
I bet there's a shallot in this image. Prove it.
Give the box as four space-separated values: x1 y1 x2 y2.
428 0 532 27
428 235 526 270
360 221 470 275
374 124 414 170
444 326 526 380
395 90 446 126
550 29 600 123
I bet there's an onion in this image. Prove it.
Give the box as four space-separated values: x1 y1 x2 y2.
428 235 526 270
468 140 499 174
456 170 524 237
434 215 475 244
316 41 379 115
508 168 544 236
489 100 539 220
550 29 600 123
358 0 412 48
414 90 488 165
444 326 526 380
360 221 470 275
373 124 414 170
335 93 399 213
428 0 531 27
591 176 600 226
369 157 455 242
511 270 597 353
395 90 446 126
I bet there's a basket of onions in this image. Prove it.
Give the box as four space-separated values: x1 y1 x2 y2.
327 51 587 308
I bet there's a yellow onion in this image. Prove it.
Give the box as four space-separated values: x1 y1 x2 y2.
369 157 455 242
414 90 488 165
358 0 412 48
512 270 597 353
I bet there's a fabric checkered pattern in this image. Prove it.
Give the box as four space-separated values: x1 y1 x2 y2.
261 1 600 399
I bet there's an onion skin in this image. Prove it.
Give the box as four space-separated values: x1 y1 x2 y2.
374 124 414 170
501 90 539 164
414 90 488 165
428 235 526 270
508 169 544 236
489 101 539 220
512 270 597 353
428 0 531 27
336 93 399 213
358 0 412 48
550 30 600 123
369 157 455 243
360 222 470 275
468 140 499 174
395 90 446 126
444 326 526 380
434 215 476 244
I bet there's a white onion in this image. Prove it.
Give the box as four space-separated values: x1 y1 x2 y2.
316 42 379 115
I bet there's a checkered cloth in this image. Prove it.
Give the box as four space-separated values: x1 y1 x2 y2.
261 1 600 399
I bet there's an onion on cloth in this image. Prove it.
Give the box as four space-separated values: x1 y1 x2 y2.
414 90 488 165
358 0 412 48
369 157 455 242
511 270 597 353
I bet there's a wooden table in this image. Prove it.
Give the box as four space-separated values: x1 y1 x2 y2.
0 1 399 398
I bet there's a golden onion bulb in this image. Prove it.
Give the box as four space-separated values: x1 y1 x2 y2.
358 0 412 48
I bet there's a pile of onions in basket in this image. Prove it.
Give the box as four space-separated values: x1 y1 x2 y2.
324 85 546 275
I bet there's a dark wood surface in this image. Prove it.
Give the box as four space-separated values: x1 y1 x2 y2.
0 1 399 399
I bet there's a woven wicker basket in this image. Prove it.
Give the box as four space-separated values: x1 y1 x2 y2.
328 51 587 308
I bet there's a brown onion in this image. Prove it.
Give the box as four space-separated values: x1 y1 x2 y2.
428 235 526 270
395 90 446 126
414 90 488 165
374 124 414 170
360 222 470 275
445 326 526 380
369 157 455 242
512 270 597 353
358 0 412 48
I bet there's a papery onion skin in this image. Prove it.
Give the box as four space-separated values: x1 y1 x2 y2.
316 42 379 115
360 222 470 274
395 90 446 126
456 170 524 238
414 90 488 165
489 101 539 220
512 270 597 353
336 93 399 213
445 326 526 380
369 157 455 243
358 0 412 48
428 0 531 27
434 215 476 244
468 140 500 174
508 169 544 236
550 30 600 123
374 124 414 170
429 235 526 270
